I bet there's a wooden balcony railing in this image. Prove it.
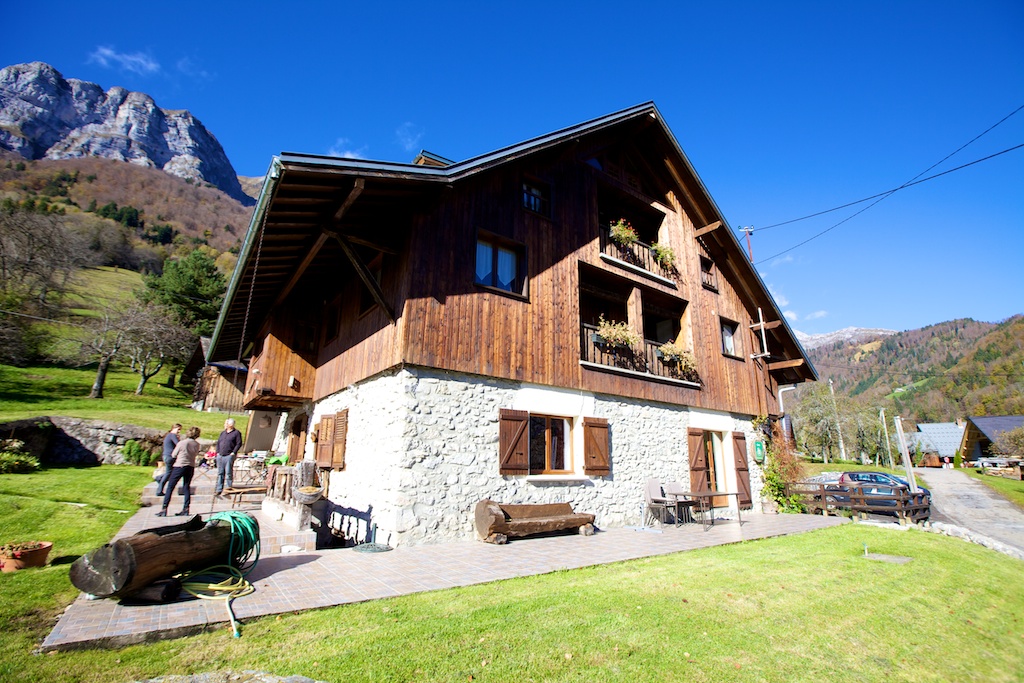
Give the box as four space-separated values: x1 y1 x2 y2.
700 268 718 291
599 226 673 280
580 323 700 385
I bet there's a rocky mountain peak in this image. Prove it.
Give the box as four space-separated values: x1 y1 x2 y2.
794 326 897 351
0 61 252 205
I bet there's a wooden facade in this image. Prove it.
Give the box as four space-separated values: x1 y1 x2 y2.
209 103 814 421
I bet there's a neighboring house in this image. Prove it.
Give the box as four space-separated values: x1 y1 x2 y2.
959 415 1024 465
183 337 247 414
207 103 816 546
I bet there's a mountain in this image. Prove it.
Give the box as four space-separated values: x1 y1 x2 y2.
799 316 1024 422
0 62 253 206
795 326 896 351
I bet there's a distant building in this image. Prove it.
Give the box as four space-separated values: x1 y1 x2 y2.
959 416 1024 465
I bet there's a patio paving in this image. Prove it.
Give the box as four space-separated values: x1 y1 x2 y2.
42 506 846 652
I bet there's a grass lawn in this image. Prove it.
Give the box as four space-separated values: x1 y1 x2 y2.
964 469 1024 509
63 266 143 318
0 362 246 435
2 468 1023 682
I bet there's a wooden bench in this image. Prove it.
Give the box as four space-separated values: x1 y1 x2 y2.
474 499 596 544
220 485 267 508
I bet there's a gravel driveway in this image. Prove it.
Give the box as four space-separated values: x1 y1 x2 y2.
915 467 1024 555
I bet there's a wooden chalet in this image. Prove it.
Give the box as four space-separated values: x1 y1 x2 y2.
208 103 816 545
182 337 247 413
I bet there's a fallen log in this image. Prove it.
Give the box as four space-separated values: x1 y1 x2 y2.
70 514 251 599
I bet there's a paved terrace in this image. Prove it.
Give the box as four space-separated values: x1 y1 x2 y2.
43 501 846 652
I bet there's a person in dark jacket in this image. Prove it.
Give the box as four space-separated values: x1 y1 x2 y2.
214 418 243 495
157 426 201 517
155 423 181 497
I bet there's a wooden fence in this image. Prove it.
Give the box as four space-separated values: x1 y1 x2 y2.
784 482 931 525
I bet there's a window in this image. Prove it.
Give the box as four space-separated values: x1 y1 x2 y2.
721 318 739 357
700 256 718 291
522 180 550 216
498 410 610 476
529 415 572 474
475 233 526 295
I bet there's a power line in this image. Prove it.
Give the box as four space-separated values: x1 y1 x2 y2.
753 142 1024 265
0 308 85 327
754 103 1024 233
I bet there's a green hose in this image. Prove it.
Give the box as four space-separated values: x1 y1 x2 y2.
179 511 261 637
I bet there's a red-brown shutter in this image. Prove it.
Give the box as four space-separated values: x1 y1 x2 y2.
316 414 335 468
332 409 348 470
732 431 752 508
583 417 610 475
498 409 529 475
688 428 710 492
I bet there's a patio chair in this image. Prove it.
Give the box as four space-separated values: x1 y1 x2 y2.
663 481 698 525
644 478 673 526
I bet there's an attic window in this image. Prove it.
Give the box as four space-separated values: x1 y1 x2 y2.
700 257 718 291
721 318 741 359
522 180 550 217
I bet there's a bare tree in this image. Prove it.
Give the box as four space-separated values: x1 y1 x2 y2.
124 308 196 395
77 303 150 398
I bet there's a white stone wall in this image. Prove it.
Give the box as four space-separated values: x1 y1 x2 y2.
308 366 762 547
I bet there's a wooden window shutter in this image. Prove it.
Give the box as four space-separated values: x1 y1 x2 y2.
316 414 335 468
498 409 529 475
332 409 348 470
732 432 752 508
583 417 610 475
688 428 710 492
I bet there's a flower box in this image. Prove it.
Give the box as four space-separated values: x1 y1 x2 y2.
0 541 53 572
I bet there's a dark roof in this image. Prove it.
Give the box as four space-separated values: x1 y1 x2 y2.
968 416 1024 441
208 102 814 383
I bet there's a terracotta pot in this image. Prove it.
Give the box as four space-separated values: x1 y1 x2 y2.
0 541 53 572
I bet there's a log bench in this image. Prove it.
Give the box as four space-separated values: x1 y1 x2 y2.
474 499 596 544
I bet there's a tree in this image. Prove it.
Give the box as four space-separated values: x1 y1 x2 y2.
993 426 1024 457
123 308 196 395
142 250 226 335
78 303 151 398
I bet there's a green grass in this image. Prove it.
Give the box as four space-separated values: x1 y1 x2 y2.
964 469 1024 509
2 468 1023 683
0 363 247 434
63 266 143 318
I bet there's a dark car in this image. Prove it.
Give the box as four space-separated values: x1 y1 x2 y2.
824 471 931 507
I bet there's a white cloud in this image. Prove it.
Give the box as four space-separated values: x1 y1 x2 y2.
395 122 423 152
88 46 160 75
769 254 794 267
783 310 799 321
327 138 367 159
175 57 211 81
805 310 828 320
767 284 789 307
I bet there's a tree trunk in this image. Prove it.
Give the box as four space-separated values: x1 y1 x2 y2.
89 357 111 399
135 360 163 395
165 367 177 389
69 514 249 599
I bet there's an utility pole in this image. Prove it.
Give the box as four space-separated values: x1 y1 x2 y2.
879 407 894 469
893 416 920 492
828 378 847 462
741 226 755 263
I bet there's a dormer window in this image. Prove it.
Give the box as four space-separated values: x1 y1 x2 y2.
701 256 718 291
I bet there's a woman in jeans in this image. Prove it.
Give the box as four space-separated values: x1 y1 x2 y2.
157 426 201 517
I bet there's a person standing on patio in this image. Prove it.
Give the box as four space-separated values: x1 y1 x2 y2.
155 423 181 497
214 418 243 496
157 426 201 517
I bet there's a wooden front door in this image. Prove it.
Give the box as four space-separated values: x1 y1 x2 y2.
287 415 307 465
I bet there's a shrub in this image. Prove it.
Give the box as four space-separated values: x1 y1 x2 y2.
0 450 40 474
120 439 157 466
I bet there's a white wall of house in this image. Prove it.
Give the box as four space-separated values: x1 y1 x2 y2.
306 366 762 547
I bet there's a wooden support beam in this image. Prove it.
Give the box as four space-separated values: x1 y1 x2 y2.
325 229 396 324
767 358 806 371
271 178 365 310
750 319 784 331
695 220 722 238
342 233 399 255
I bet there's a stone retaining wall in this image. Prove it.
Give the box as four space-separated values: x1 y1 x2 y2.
0 417 164 465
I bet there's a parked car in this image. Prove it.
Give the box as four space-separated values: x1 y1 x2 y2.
824 471 931 507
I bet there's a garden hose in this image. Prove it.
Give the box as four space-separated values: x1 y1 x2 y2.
179 511 261 638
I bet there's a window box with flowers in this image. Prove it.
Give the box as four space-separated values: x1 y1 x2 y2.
0 541 53 572
655 342 699 382
593 315 640 353
608 218 638 246
650 242 676 270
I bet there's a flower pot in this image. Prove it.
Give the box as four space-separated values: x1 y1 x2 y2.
0 541 52 572
292 486 323 505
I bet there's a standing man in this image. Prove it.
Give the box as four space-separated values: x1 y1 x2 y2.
156 423 182 497
214 418 243 496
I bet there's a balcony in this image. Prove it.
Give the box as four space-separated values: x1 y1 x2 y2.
580 323 700 387
599 226 675 285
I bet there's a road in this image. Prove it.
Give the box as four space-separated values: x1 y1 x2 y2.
915 467 1024 555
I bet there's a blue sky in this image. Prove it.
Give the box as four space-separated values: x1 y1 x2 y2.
4 1 1022 335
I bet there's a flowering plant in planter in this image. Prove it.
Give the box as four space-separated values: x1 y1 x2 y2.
651 242 676 269
657 341 698 377
609 218 638 246
0 541 46 556
595 315 640 350
0 540 52 571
